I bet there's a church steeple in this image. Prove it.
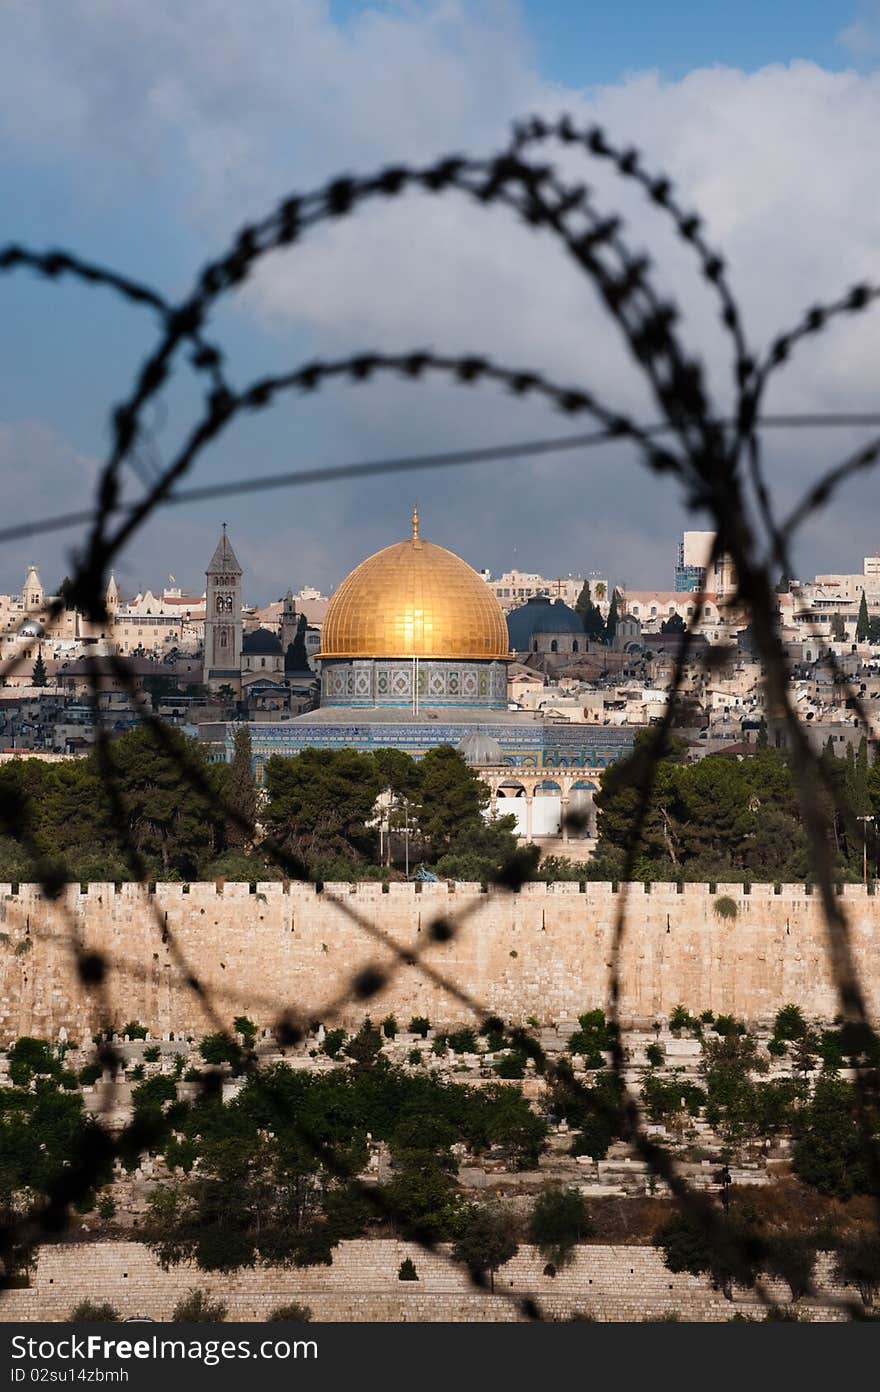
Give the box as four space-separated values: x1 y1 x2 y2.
203 526 243 692
206 523 242 577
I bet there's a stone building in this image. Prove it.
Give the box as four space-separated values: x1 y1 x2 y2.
506 594 586 663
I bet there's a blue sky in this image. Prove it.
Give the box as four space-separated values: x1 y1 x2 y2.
2 1 879 600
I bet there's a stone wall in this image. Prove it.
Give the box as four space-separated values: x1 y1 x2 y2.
1 881 879 1041
0 1240 849 1322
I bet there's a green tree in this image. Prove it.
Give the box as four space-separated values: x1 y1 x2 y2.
412 745 489 860
452 1204 518 1292
833 1237 880 1308
856 590 870 642
31 648 47 687
264 748 380 871
574 579 592 620
791 1076 877 1197
286 614 310 673
107 725 226 878
225 726 257 850
830 611 847 642
605 590 620 644
655 1211 760 1300
528 1187 592 1268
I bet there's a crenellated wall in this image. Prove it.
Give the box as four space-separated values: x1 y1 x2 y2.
1 881 879 1041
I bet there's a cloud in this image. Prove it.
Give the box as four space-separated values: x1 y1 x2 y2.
2 3 880 598
838 5 880 57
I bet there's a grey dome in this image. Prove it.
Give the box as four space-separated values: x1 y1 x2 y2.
507 595 583 650
456 731 503 767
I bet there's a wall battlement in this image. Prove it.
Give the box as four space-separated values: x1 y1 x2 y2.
1 881 878 1039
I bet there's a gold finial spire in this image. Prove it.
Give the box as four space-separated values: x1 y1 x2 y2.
411 504 419 540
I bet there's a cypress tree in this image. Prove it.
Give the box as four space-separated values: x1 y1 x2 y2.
574 580 592 621
605 590 620 644
856 590 870 642
226 726 257 849
286 614 310 672
32 648 47 687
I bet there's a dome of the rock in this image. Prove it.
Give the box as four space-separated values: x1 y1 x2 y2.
318 510 510 710
320 509 509 661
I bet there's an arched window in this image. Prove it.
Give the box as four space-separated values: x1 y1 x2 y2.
650 606 657 617
550 639 558 653
533 640 538 652
572 639 579 652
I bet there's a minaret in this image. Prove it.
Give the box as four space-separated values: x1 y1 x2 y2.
203 525 243 690
280 589 298 654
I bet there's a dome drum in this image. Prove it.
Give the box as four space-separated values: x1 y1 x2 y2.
321 656 508 709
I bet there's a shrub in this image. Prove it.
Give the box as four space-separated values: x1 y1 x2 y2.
69 1301 119 1322
78 1063 103 1086
713 1015 744 1038
409 1016 430 1037
645 1042 665 1068
398 1258 418 1281
493 1052 526 1079
381 1015 398 1039
143 1046 160 1063
669 1005 693 1034
447 1028 478 1055
567 1010 613 1068
266 1303 312 1321
132 1075 178 1113
321 1029 347 1059
199 1033 242 1068
129 1064 145 1081
528 1188 593 1268
172 1289 227 1322
773 1005 806 1041
767 1038 787 1058
122 1022 148 1041
700 1010 715 1024
714 896 737 920
9 1037 60 1087
407 1048 422 1066
233 1016 258 1048
431 1035 448 1056
97 1193 116 1221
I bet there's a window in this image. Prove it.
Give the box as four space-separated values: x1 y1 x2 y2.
551 640 558 653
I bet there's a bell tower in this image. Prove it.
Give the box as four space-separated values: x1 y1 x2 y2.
203 525 243 691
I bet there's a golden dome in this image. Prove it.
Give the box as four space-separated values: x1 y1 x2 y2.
320 508 510 660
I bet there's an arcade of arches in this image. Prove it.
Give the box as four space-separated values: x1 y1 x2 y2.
477 765 601 843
